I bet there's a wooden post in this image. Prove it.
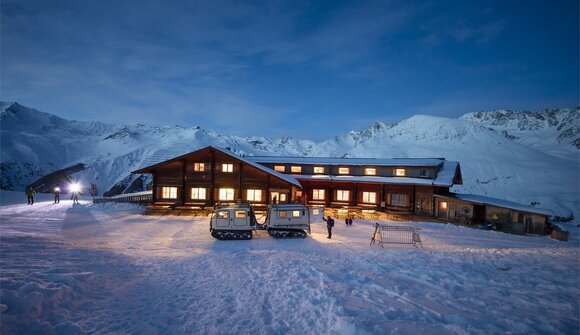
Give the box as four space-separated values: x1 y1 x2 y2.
152 171 158 203
266 175 271 204
238 162 243 201
181 159 187 205
210 149 215 206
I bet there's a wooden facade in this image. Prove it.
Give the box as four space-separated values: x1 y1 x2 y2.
133 147 300 208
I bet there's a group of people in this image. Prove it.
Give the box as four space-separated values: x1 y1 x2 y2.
322 215 354 239
24 186 80 205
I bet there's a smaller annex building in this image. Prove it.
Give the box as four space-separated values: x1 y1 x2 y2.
433 193 552 235
132 145 552 233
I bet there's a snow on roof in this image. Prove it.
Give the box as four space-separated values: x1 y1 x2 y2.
435 193 553 216
247 156 446 167
292 174 436 186
211 147 302 188
433 161 459 187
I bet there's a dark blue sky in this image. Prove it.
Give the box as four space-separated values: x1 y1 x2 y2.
2 0 578 140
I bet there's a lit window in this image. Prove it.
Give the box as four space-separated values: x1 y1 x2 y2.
290 166 302 173
362 192 377 203
278 211 287 218
246 189 262 202
395 168 406 176
292 210 302 217
336 190 350 201
161 187 177 199
274 165 285 172
219 188 235 201
222 163 234 173
391 193 407 206
235 210 246 218
312 189 325 200
194 163 205 172
338 167 350 174
313 166 325 174
280 193 287 201
365 168 376 176
440 201 448 209
217 211 228 219
191 187 206 200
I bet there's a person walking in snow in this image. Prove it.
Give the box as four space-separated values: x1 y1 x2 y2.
71 191 79 204
322 215 335 239
53 186 61 204
26 187 36 205
348 218 353 226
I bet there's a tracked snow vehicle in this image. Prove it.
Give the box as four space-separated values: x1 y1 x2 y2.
210 203 258 240
209 203 312 240
264 203 311 238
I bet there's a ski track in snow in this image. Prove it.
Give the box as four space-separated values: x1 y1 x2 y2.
0 192 578 335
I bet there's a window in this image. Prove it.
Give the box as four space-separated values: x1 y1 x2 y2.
312 189 325 200
274 165 285 172
235 210 246 218
338 167 350 175
246 189 262 202
217 211 228 219
290 166 302 173
280 193 287 202
362 192 377 204
439 201 448 209
292 210 302 217
365 168 376 176
222 163 233 173
161 187 177 199
278 211 287 218
313 166 325 174
391 193 407 206
193 163 205 172
336 190 350 201
191 187 206 200
395 168 406 176
420 169 427 177
219 188 235 201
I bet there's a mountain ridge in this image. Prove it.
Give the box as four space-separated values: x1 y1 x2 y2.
1 102 578 215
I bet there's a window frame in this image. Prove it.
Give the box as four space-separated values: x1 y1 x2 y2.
246 189 262 202
312 189 325 200
313 166 325 174
290 166 302 173
222 163 234 173
193 162 205 172
336 190 350 202
161 186 178 199
218 188 235 201
338 167 350 175
395 168 406 177
191 187 207 200
274 165 285 172
364 167 377 176
362 191 377 204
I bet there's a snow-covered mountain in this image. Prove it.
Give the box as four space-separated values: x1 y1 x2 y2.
1 102 578 216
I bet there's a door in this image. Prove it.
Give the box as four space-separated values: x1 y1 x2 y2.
233 210 248 227
437 201 448 219
473 205 486 225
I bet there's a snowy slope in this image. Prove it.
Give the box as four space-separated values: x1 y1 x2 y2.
0 192 578 334
1 102 578 215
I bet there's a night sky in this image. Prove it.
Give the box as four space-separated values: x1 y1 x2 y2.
1 0 578 140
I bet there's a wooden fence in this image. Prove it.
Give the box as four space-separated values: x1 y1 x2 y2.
93 192 152 204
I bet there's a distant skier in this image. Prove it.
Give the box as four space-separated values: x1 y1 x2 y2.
53 186 61 204
26 187 36 205
322 215 335 239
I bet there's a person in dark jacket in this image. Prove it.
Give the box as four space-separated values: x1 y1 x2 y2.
26 187 36 205
348 218 353 226
53 186 61 204
322 215 335 239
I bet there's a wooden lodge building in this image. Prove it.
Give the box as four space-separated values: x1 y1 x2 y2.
132 145 551 233
133 146 463 213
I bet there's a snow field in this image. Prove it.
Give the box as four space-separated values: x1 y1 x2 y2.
0 191 578 334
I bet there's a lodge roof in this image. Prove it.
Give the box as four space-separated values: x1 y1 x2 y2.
434 193 553 216
132 146 302 188
246 156 448 167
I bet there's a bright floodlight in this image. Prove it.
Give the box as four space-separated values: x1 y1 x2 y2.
70 183 81 193
54 187 61 192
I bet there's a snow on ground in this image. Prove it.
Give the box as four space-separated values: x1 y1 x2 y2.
0 190 578 335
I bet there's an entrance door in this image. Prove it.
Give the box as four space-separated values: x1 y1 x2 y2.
438 201 448 219
473 205 486 225
233 210 248 227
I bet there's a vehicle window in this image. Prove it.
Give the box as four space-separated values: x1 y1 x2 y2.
217 211 229 219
